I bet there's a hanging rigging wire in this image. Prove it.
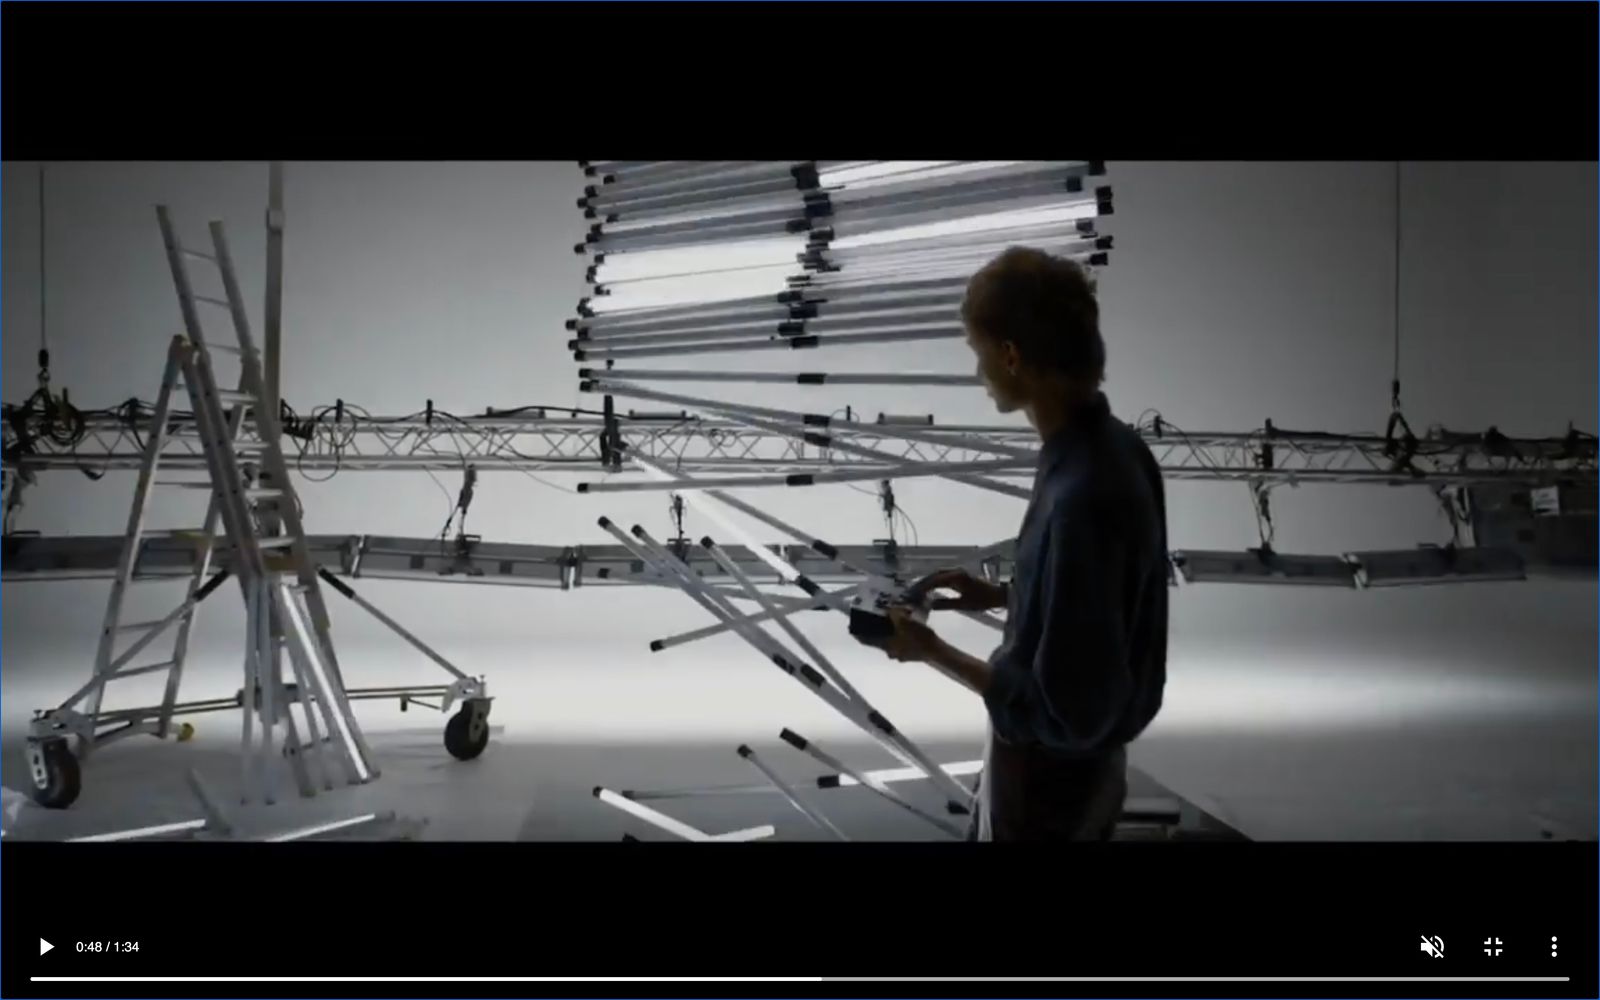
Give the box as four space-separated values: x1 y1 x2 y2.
1383 161 1421 473
3 163 96 487
1391 160 1404 415
38 164 47 370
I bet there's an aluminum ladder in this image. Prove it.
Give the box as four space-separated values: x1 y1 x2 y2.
25 208 380 809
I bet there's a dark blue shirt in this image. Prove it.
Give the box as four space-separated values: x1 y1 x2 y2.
974 393 1168 837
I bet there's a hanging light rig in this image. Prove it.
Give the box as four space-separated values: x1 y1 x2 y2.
564 160 1116 840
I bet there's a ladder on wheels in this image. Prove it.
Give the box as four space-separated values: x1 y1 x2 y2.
25 207 381 809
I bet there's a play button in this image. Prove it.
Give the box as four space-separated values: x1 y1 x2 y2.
39 939 53 956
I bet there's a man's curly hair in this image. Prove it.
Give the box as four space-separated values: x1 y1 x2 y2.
960 247 1105 383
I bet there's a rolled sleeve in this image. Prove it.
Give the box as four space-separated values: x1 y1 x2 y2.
982 498 1133 754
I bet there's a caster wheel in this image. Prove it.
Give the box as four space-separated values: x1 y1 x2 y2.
176 723 196 743
30 740 81 810
444 707 489 761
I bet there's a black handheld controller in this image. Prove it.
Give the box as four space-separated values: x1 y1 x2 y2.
847 583 931 650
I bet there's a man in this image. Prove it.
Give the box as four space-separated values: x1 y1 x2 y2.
885 246 1169 842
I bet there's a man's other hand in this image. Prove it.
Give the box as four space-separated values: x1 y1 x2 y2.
906 568 1007 612
885 606 946 663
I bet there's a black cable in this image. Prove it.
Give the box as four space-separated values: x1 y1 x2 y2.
1250 483 1275 549
895 505 920 547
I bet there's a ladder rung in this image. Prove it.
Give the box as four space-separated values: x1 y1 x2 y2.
115 660 178 679
193 295 233 309
154 480 215 490
203 342 254 356
142 528 214 541
245 489 287 501
181 248 217 263
114 619 172 632
216 390 257 406
256 537 299 550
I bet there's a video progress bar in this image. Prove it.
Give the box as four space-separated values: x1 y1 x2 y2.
837 977 1573 983
32 978 819 983
30 977 1575 984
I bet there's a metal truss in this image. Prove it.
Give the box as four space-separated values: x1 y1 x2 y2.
1 532 1009 590
5 409 1594 488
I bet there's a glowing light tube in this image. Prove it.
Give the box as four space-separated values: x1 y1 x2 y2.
702 537 869 705
610 393 1032 502
68 819 208 843
590 369 981 387
705 825 778 843
263 812 389 843
738 744 849 841
779 729 965 839
822 759 985 789
589 378 1039 461
574 325 964 362
593 786 713 841
577 456 1033 494
569 316 957 351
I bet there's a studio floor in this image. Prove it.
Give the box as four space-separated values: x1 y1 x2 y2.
2 620 1593 843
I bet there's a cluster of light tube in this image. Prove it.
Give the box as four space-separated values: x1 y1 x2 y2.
569 160 1113 371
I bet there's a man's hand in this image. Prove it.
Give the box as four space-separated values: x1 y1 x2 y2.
884 606 994 696
906 568 1008 612
884 606 947 663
